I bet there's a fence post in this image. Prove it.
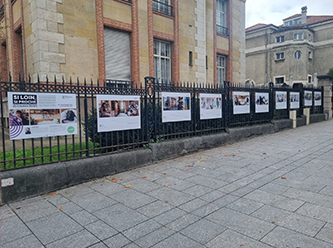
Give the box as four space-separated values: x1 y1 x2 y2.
224 81 230 128
269 82 274 121
144 76 156 142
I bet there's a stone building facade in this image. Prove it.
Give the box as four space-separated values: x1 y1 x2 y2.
246 6 333 86
0 0 246 84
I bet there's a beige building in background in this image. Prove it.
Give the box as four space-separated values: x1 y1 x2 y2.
0 0 246 85
246 6 333 86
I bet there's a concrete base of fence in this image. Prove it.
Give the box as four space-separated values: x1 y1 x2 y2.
310 113 326 124
297 116 307 127
0 119 325 204
272 119 293 132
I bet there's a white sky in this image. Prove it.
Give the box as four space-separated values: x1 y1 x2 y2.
246 0 333 28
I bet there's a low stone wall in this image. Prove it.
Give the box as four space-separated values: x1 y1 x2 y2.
0 118 313 204
310 113 326 124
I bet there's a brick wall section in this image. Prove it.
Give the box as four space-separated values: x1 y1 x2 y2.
96 0 105 81
131 0 140 83
147 0 154 77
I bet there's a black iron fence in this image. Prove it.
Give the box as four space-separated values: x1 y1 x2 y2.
0 76 323 171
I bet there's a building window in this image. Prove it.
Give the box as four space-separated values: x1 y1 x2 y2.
294 50 301 60
0 4 4 19
294 19 302 25
294 33 303 40
275 36 284 43
275 52 285 61
308 75 312 83
217 54 226 84
152 0 173 16
154 40 171 84
104 28 131 83
275 77 284 84
308 51 313 60
216 0 228 36
284 20 293 26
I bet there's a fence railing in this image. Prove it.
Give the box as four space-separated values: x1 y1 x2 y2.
0 76 324 171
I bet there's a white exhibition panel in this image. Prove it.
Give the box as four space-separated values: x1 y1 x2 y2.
162 92 191 123
255 92 269 113
8 92 77 140
200 93 222 120
97 95 141 132
314 92 322 106
275 91 287 110
290 92 300 109
233 91 250 114
304 90 313 106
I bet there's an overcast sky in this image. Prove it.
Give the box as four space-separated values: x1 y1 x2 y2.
246 0 333 28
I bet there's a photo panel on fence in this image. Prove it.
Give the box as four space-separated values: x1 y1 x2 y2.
233 91 250 115
304 90 313 106
8 92 77 140
162 92 191 123
200 93 222 120
97 95 141 132
275 91 287 110
314 91 322 106
255 92 269 113
290 92 300 109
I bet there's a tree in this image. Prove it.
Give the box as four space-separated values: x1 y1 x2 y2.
328 68 333 77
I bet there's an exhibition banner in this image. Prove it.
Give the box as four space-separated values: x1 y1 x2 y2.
275 91 287 110
162 92 191 123
200 93 222 120
255 92 269 113
8 92 77 140
233 91 250 114
314 92 322 106
97 95 141 132
290 92 300 109
304 91 313 106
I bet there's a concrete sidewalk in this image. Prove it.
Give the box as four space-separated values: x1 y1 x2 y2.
1 120 333 248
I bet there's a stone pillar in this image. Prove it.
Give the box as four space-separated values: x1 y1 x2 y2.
29 0 66 82
318 75 332 119
289 110 297 128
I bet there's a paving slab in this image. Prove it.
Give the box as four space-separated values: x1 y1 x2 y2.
2 120 333 248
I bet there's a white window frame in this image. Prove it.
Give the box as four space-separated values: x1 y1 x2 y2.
152 0 171 16
308 51 313 60
216 0 227 35
217 54 226 84
294 19 302 25
275 36 284 43
284 20 293 26
294 33 304 40
274 75 286 84
275 52 285 61
294 50 302 60
154 40 172 84
308 75 312 83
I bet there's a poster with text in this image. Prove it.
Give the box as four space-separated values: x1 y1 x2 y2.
233 91 250 114
290 92 300 109
8 92 77 140
255 92 269 113
275 91 287 110
304 91 313 106
162 92 191 123
97 95 141 132
314 92 322 106
200 93 222 120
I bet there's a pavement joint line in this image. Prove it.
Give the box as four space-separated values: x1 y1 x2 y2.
7 205 46 247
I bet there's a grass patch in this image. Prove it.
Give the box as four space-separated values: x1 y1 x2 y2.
1 142 97 170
